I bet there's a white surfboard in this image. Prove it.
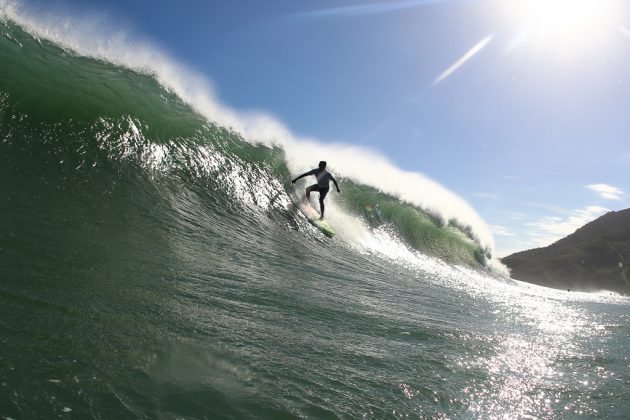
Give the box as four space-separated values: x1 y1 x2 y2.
300 204 336 238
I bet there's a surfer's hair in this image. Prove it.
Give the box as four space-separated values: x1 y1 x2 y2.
319 161 327 169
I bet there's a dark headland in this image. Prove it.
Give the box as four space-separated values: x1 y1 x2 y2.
502 208 630 295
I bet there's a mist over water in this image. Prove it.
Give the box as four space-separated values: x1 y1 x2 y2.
1 4 630 418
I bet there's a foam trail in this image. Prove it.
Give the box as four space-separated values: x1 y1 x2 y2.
0 0 502 266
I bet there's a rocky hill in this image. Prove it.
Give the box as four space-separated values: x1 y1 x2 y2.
502 209 630 294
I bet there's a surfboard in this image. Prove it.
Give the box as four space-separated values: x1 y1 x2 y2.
300 202 336 238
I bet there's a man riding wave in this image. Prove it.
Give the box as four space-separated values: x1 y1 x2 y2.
292 161 340 219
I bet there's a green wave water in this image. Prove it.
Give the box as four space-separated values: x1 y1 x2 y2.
2 15 630 419
0 17 488 267
339 182 485 265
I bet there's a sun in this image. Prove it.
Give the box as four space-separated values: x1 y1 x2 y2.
501 0 624 55
515 0 598 30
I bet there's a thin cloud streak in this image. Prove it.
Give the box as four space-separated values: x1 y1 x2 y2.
498 205 610 254
525 205 609 246
490 225 515 237
432 34 494 85
295 0 448 18
586 183 624 200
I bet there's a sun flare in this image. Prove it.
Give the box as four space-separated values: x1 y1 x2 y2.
502 0 624 55
515 0 598 30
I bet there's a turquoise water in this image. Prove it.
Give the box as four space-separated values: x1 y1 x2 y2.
1 17 630 419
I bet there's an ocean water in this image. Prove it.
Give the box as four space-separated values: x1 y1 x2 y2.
1 12 630 419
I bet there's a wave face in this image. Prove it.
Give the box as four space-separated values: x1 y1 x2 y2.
0 16 494 269
339 182 485 265
6 11 630 420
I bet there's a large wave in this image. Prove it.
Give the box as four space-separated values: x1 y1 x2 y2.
0 1 507 274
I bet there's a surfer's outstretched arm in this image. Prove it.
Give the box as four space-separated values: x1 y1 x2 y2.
291 170 314 184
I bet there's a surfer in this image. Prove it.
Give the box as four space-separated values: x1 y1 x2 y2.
292 161 341 219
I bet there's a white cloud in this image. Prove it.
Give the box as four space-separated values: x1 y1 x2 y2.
507 211 527 220
490 225 516 236
496 205 611 256
585 183 624 200
526 205 609 246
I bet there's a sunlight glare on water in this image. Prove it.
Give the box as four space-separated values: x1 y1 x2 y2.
457 283 621 418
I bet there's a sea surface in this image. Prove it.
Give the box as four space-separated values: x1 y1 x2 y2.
1 12 630 419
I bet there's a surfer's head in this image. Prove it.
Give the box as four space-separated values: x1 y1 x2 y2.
319 161 327 169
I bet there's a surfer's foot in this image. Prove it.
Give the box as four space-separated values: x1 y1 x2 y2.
319 216 324 220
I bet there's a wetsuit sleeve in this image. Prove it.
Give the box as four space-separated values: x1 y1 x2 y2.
331 176 340 192
292 169 316 183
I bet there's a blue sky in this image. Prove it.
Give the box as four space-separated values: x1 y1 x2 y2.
23 0 630 255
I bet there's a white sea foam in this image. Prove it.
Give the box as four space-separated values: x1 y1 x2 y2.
0 0 505 270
